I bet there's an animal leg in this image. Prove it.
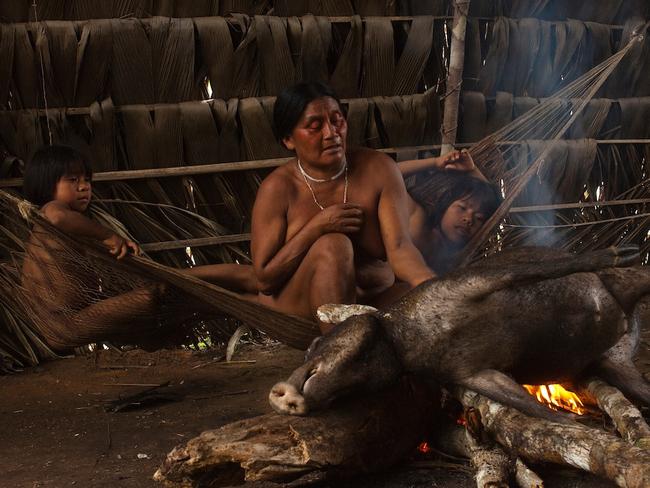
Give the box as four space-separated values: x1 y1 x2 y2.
457 369 574 424
594 296 650 406
459 246 639 300
598 267 650 313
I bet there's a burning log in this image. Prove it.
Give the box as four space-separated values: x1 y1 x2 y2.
154 378 440 487
456 388 650 488
583 377 650 448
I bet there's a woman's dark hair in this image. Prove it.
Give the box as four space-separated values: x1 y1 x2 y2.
273 81 343 144
23 144 92 206
408 168 502 227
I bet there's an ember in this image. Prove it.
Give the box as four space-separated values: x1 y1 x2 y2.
523 384 586 415
417 441 431 454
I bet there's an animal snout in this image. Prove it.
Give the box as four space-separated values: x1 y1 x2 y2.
269 382 308 416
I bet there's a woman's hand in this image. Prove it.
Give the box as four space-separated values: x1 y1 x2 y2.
103 233 141 259
313 203 364 234
438 149 476 172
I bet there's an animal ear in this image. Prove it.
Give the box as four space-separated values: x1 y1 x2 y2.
317 303 379 325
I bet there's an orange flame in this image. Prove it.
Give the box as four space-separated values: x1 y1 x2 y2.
523 384 586 415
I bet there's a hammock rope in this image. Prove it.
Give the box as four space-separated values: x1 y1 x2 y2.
461 24 648 266
461 24 648 264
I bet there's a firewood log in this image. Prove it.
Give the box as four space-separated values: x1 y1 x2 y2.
436 423 542 488
583 377 650 449
154 378 440 487
456 388 650 488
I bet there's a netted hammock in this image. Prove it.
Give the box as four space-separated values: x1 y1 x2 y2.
0 190 319 359
0 21 646 365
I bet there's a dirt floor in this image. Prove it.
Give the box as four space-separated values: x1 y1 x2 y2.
1 338 649 488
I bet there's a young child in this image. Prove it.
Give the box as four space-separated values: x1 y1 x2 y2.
20 145 164 352
406 166 501 276
23 144 140 259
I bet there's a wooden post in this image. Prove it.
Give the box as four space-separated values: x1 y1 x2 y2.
441 0 470 154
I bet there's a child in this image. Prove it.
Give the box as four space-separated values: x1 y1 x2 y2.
20 145 166 352
406 166 501 275
23 144 140 259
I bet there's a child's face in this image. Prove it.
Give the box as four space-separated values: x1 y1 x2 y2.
53 173 92 212
439 195 486 246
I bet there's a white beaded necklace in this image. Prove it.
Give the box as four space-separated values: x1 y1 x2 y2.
297 158 348 211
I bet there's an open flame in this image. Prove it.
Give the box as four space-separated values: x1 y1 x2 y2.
523 384 586 415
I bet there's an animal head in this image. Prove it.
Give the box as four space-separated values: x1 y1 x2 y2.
269 311 401 415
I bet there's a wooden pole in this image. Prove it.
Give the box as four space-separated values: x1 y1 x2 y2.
441 0 470 154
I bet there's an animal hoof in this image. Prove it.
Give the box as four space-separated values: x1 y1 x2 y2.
269 382 308 416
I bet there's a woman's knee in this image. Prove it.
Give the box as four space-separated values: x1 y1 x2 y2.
309 233 354 265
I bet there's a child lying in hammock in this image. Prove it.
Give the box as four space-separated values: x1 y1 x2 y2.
403 153 501 276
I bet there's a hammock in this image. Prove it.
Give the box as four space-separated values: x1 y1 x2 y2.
0 22 646 361
459 21 649 263
0 191 319 356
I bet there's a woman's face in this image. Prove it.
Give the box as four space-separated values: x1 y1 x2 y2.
439 195 486 246
282 96 347 170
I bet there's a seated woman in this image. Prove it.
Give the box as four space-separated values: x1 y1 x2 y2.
251 81 436 332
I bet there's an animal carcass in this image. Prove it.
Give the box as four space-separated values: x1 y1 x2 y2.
269 246 650 423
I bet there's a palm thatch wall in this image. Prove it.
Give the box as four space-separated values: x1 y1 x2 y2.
0 0 649 368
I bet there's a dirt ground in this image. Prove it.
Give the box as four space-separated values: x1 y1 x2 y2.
1 339 648 488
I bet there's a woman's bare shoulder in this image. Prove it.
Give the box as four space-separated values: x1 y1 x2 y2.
256 162 298 202
350 147 395 166
349 147 400 179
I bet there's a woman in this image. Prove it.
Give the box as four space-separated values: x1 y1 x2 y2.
252 82 434 331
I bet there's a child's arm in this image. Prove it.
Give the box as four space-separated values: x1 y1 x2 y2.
41 201 141 259
398 149 487 181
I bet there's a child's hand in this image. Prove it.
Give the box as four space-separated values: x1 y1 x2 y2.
439 149 476 172
103 233 141 259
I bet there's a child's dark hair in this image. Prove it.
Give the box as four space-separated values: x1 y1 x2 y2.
273 81 344 144
407 168 502 227
23 144 92 206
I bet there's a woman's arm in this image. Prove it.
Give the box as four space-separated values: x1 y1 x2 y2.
41 201 140 259
251 172 363 294
398 149 487 181
374 155 436 287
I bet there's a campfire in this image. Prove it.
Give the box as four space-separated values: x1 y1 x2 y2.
523 383 586 415
155 375 650 488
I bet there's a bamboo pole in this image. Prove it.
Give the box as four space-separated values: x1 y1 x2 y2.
140 234 251 252
441 0 470 154
2 140 648 188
